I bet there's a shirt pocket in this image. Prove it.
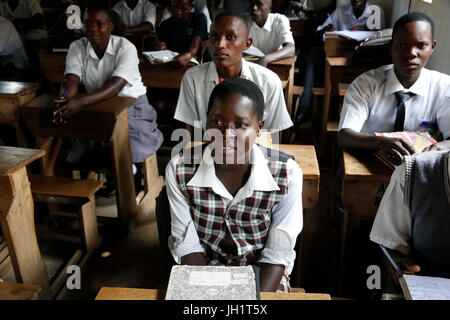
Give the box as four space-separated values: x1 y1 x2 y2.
416 114 438 135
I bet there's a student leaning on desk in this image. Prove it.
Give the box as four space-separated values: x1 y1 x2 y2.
337 12 450 165
52 6 163 192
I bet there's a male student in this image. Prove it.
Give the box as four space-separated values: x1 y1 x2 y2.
338 12 450 166
248 0 295 67
370 150 450 290
0 15 29 74
174 12 293 134
160 0 211 32
112 0 156 34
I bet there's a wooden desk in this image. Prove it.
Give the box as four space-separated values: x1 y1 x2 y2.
95 287 331 300
38 51 66 84
290 19 314 38
139 60 192 89
20 94 138 232
339 150 392 294
0 281 41 300
0 81 40 146
0 146 50 298
324 33 359 58
319 57 371 157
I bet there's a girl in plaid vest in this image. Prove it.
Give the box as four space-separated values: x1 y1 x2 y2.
166 78 303 292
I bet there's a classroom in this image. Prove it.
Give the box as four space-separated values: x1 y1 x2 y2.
0 0 449 303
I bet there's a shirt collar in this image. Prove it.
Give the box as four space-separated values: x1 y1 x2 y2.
187 144 280 199
121 0 142 10
385 65 429 97
343 2 371 19
251 13 273 32
205 59 252 84
87 36 115 60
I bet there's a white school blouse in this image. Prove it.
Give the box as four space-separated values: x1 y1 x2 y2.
338 65 450 140
166 144 303 275
112 0 156 28
64 35 146 98
174 59 293 133
248 13 294 55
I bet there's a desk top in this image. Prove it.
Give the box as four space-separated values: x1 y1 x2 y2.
0 81 40 96
275 144 320 180
0 146 45 174
343 151 392 182
95 287 331 300
0 282 41 300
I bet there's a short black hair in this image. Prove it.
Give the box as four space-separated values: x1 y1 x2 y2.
207 78 265 121
392 12 434 40
212 11 250 31
86 6 114 24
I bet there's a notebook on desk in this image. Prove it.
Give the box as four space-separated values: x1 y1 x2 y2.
142 50 199 65
399 274 450 300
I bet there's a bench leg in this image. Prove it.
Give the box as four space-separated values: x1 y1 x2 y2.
78 196 99 254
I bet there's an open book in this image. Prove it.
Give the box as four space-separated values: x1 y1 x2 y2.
142 50 199 65
243 46 265 61
374 132 437 170
165 265 259 300
399 274 450 300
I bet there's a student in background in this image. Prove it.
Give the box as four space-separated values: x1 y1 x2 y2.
338 12 450 165
248 0 295 67
166 78 303 292
0 15 29 78
160 0 211 32
174 12 292 136
54 7 163 192
370 150 450 291
158 0 208 67
112 0 156 34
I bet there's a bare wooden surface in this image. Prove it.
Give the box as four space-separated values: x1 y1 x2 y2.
324 33 359 58
0 282 41 300
95 287 331 300
38 51 66 84
343 151 392 182
0 81 40 97
29 174 103 199
139 60 192 89
0 146 45 174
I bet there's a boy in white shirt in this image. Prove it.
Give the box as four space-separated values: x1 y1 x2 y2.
248 0 295 67
112 0 156 34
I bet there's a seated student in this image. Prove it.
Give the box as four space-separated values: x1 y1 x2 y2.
0 16 29 78
112 0 156 34
248 0 295 67
337 12 450 165
174 12 293 135
370 150 450 292
158 0 208 67
166 78 303 292
160 0 211 32
0 0 47 40
53 7 163 189
317 0 385 32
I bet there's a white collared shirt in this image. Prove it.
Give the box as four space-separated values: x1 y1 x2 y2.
369 153 450 255
0 16 29 69
338 64 450 139
64 35 147 98
112 0 156 28
248 13 294 55
174 59 293 132
166 144 303 275
0 0 47 40
317 2 385 31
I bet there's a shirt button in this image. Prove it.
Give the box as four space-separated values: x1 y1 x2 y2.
225 214 230 220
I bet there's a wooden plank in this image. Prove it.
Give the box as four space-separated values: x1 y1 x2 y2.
95 287 331 300
324 34 359 58
38 51 66 84
139 61 192 89
0 256 12 278
343 151 392 181
29 174 102 199
0 146 45 175
0 282 41 300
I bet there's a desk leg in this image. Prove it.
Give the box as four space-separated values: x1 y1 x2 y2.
0 168 50 299
299 206 313 287
109 109 136 233
319 61 332 158
338 208 353 297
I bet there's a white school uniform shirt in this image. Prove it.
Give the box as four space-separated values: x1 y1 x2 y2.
369 153 450 256
317 2 385 31
248 13 294 55
0 0 47 40
338 64 450 140
0 16 29 69
64 35 146 98
112 0 156 28
174 59 293 132
166 144 303 275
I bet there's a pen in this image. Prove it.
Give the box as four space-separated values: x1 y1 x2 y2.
380 244 403 277
60 90 67 100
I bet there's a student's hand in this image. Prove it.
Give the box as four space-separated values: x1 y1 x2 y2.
351 25 368 31
376 136 416 165
422 139 450 152
160 42 167 51
256 56 270 68
385 254 420 291
53 96 86 123
171 52 192 68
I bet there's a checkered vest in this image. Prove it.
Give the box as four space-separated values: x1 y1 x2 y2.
175 145 293 266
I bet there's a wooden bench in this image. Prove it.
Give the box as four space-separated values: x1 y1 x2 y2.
29 174 103 255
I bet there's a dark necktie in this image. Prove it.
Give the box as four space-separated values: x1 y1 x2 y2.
394 91 416 132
